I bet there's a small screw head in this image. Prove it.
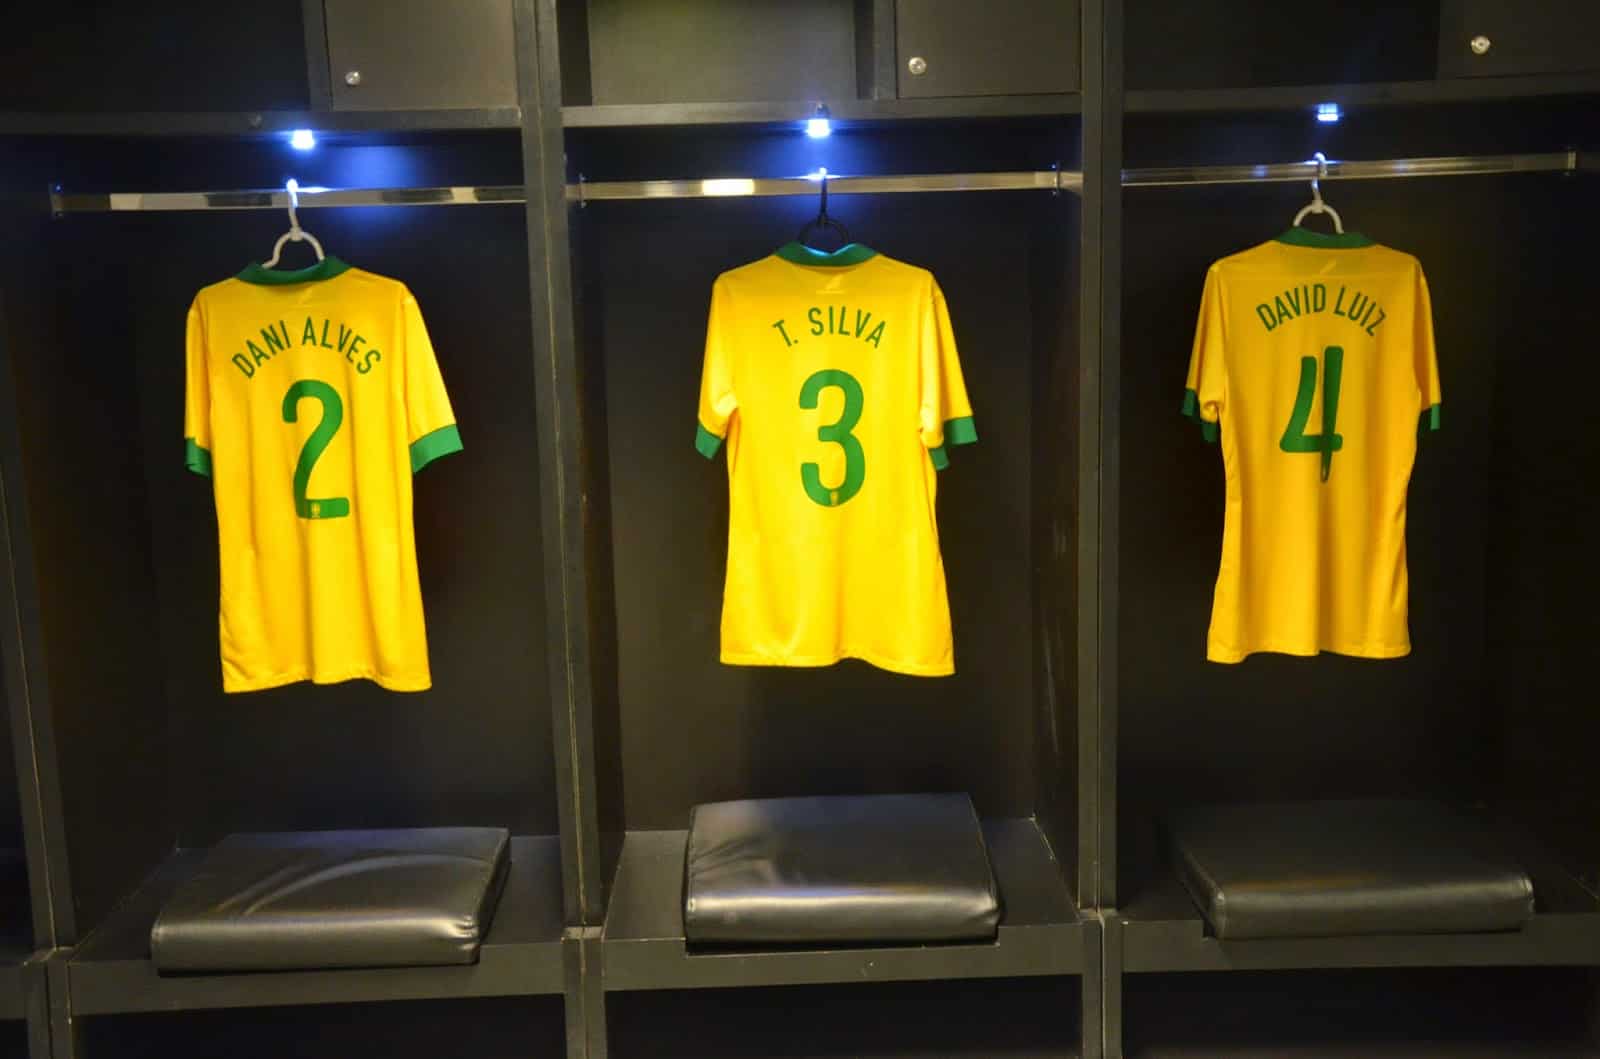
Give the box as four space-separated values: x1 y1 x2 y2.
908 56 928 76
344 69 363 86
1470 34 1492 55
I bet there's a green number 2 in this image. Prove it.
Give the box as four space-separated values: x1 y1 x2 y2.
799 369 866 507
282 380 351 520
1279 345 1345 482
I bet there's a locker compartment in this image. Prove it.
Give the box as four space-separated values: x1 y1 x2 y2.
0 132 566 1039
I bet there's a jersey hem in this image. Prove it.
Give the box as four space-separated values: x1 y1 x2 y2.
223 668 432 694
1206 641 1412 664
720 649 953 678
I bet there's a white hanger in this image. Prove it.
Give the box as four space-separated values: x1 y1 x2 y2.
1292 152 1345 234
263 178 326 268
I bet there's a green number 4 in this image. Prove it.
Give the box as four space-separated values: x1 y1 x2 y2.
1279 345 1344 482
282 379 351 520
799 368 866 508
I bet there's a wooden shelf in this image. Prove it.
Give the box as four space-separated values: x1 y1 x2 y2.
0 108 522 138
562 95 1080 129
63 835 566 1016
599 818 1086 992
1117 840 1600 973
1126 72 1600 114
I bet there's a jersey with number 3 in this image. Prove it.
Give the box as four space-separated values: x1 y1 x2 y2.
184 258 462 693
1183 230 1442 663
695 243 976 676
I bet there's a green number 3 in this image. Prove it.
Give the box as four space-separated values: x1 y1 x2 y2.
1279 345 1345 482
282 380 351 520
799 369 866 507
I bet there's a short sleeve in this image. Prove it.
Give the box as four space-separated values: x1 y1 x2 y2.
695 278 738 459
183 298 213 477
919 280 977 471
1414 262 1442 434
402 291 463 473
1182 265 1227 443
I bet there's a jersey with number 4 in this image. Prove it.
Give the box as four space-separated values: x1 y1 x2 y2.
184 257 462 693
1184 229 1442 663
695 243 977 676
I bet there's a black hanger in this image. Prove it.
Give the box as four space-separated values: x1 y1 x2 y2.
796 171 851 251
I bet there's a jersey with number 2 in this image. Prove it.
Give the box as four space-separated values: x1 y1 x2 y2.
695 243 977 677
1183 231 1442 663
184 257 462 693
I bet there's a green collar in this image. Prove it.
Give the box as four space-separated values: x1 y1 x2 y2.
1275 228 1374 249
237 256 351 285
775 242 878 267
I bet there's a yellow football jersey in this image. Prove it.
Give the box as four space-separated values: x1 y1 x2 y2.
696 243 976 676
184 257 461 693
1184 229 1442 663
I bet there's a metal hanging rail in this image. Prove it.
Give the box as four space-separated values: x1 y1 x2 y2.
570 170 1079 201
49 170 1081 214
1122 151 1580 187
48 151 1584 213
50 185 528 213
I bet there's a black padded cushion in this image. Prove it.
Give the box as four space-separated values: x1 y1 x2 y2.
1167 800 1535 940
151 827 510 973
684 793 1000 945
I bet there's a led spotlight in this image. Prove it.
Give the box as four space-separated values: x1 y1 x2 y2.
289 128 317 150
1315 103 1342 124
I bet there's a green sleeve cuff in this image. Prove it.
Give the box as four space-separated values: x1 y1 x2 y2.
1419 403 1441 437
1181 389 1219 444
695 422 724 460
185 438 212 478
410 424 463 473
944 416 978 446
927 416 976 472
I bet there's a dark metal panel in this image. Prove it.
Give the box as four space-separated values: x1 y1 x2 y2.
556 0 595 106
21 957 49 1059
0 109 522 137
1080 917 1105 1059
301 0 334 111
1125 913 1600 973
44 956 70 1059
0 294 64 951
1102 913 1124 1058
1123 966 1599 1056
0 4 311 113
606 976 1085 1057
560 95 1082 127
857 0 897 101
896 0 1081 98
1125 0 1436 91
586 0 858 106
325 0 519 110
1439 0 1600 79
1078 0 1122 911
516 0 609 926
1125 73 1600 113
